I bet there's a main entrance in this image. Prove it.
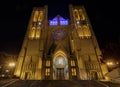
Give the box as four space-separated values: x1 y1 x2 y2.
56 68 64 80
53 53 69 80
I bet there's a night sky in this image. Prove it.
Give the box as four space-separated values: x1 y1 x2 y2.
0 0 120 55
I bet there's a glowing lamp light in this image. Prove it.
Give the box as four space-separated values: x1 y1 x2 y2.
116 62 119 64
2 74 5 77
9 62 15 67
5 69 9 72
76 21 80 24
37 22 41 26
107 62 113 65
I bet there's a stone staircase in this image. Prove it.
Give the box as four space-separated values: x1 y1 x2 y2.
31 80 112 87
100 81 120 87
2 79 119 87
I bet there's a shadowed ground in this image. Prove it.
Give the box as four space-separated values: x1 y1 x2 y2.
0 79 120 87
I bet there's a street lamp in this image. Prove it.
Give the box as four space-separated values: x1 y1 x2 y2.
8 62 15 78
106 62 113 66
106 61 116 71
9 63 15 67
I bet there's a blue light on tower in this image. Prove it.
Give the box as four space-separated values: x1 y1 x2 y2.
50 21 58 26
60 20 68 25
60 16 68 25
50 17 58 26
49 16 68 26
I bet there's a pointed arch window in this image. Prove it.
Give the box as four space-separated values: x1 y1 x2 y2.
46 60 50 67
71 68 77 76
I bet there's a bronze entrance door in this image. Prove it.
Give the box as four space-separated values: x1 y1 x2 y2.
56 68 64 80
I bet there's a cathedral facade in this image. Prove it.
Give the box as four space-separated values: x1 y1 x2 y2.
14 5 108 80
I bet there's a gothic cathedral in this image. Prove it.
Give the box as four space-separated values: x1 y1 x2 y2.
14 5 108 80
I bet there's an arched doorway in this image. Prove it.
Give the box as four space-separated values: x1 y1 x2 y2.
53 51 69 80
90 70 98 80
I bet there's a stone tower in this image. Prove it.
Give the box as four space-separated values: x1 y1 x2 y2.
14 5 108 80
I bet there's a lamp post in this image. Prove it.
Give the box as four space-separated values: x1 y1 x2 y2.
9 62 15 78
9 63 15 67
107 61 120 71
106 61 114 71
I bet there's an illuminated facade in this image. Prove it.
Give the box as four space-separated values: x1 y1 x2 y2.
14 5 108 80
